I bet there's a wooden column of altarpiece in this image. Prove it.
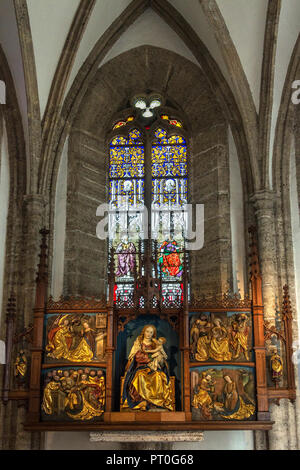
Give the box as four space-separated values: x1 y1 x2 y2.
19 227 290 431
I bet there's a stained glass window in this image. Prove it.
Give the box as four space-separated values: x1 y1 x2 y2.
151 128 188 303
109 129 145 306
160 115 183 128
109 121 188 308
109 129 144 209
112 116 135 130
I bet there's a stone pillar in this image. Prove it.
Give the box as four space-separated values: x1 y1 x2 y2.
251 190 278 319
4 194 46 450
294 110 300 211
22 195 47 326
251 190 293 449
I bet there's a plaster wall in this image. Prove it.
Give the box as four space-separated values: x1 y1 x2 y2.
51 137 68 299
229 126 246 297
0 118 10 337
100 9 198 67
290 137 300 342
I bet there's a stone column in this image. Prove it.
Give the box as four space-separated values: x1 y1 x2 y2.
251 190 292 449
22 195 47 320
10 194 46 449
251 190 279 319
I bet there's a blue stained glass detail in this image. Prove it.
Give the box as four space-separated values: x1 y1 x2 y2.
152 145 187 177
153 128 186 145
152 178 187 206
111 129 143 146
109 179 144 207
110 128 144 179
109 145 144 179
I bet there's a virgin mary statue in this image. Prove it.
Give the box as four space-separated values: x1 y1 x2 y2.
121 325 174 411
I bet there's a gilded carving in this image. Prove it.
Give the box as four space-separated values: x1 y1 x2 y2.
190 312 252 362
120 324 175 411
14 350 27 380
191 367 255 420
44 313 107 363
41 368 105 421
269 346 283 384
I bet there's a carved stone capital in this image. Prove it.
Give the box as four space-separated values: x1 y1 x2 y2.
23 194 47 213
250 190 277 218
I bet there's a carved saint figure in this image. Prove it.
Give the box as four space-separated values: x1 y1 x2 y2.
46 315 73 359
192 372 215 420
220 375 255 420
121 325 174 411
194 315 212 362
115 234 136 277
190 319 202 356
270 349 283 383
46 315 94 363
42 369 105 420
230 314 250 360
14 350 27 379
209 318 232 361
42 374 62 415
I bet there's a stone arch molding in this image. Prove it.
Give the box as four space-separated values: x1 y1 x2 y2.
63 45 234 297
41 0 258 204
73 45 225 139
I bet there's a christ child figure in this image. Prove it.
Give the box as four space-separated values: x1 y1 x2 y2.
143 337 168 371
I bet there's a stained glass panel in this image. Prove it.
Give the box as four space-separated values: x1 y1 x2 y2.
110 145 144 179
152 178 187 206
153 128 185 145
109 179 144 208
162 283 183 307
152 146 186 178
109 128 145 301
113 121 126 130
169 119 183 128
109 120 188 305
158 239 184 279
159 116 183 128
151 128 188 284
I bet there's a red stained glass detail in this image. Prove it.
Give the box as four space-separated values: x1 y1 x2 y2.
113 121 126 130
169 119 182 128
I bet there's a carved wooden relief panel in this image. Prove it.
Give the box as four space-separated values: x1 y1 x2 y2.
41 367 105 422
44 313 107 364
190 366 256 421
189 311 253 363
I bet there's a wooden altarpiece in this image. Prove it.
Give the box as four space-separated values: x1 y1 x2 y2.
2 227 296 432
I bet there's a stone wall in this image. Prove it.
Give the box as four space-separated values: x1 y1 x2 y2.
190 123 232 294
63 46 232 297
64 130 107 297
